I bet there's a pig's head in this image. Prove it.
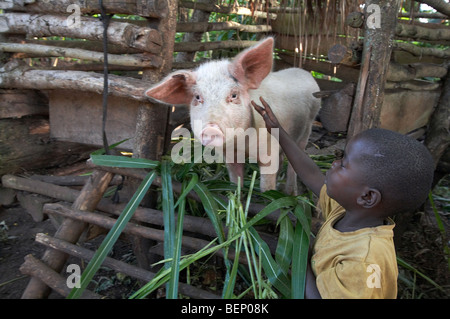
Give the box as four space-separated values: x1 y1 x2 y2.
145 38 274 147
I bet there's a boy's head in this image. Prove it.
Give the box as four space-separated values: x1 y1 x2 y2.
326 128 434 217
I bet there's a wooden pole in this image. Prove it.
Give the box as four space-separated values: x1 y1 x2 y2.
1 0 168 19
347 0 402 137
35 233 220 299
19 254 102 299
130 0 178 270
21 170 114 299
0 13 162 53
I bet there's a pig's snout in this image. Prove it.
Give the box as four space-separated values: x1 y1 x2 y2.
201 124 224 147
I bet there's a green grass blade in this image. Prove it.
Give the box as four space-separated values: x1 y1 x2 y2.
161 160 176 297
248 227 291 298
67 170 158 299
174 173 198 209
90 154 159 169
193 182 225 243
275 216 294 274
291 225 309 299
167 180 187 299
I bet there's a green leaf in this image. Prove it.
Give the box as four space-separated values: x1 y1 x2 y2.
167 179 187 299
275 216 294 274
249 227 291 298
161 160 175 282
90 154 159 169
291 224 309 299
193 182 225 243
67 170 157 299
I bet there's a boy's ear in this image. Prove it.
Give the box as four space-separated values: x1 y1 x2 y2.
357 188 381 208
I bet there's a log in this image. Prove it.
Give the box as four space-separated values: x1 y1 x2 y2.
0 0 168 19
174 40 259 53
0 60 152 101
0 43 162 68
177 21 272 33
394 41 450 59
29 174 122 187
415 0 450 17
395 21 450 42
347 0 402 137
17 192 54 222
0 13 162 53
387 62 448 82
25 38 142 55
21 170 114 299
399 11 448 19
87 162 285 224
179 0 277 20
1 173 277 252
35 233 220 299
384 80 441 90
43 202 248 265
19 254 102 299
0 118 96 176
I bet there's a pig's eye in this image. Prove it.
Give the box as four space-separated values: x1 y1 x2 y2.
231 93 238 99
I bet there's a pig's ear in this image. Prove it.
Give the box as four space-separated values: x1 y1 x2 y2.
229 38 273 90
145 71 195 105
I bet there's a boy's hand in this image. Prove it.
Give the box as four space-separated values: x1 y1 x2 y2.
251 97 281 133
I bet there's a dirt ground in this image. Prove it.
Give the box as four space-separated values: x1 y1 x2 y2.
0 128 449 299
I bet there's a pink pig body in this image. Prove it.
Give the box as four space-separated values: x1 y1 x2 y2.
145 38 320 194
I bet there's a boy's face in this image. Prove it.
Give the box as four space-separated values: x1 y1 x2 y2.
324 136 370 209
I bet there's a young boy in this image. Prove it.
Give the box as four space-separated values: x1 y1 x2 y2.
251 97 435 299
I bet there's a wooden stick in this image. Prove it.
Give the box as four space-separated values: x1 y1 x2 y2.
394 41 450 59
1 0 168 19
19 254 102 299
177 21 272 33
35 233 220 299
21 170 114 299
0 43 162 68
0 13 162 53
174 40 258 53
0 61 152 101
43 202 249 265
179 0 277 20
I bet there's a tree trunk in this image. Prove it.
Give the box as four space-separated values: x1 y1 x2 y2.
425 67 450 168
348 0 402 137
130 0 178 271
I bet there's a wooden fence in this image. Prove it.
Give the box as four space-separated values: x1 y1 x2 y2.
0 0 448 299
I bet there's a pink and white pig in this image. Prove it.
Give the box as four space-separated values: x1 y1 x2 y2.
145 38 321 194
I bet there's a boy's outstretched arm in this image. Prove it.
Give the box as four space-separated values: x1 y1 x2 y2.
251 97 325 197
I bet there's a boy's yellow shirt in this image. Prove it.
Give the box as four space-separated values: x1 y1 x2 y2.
311 185 398 299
